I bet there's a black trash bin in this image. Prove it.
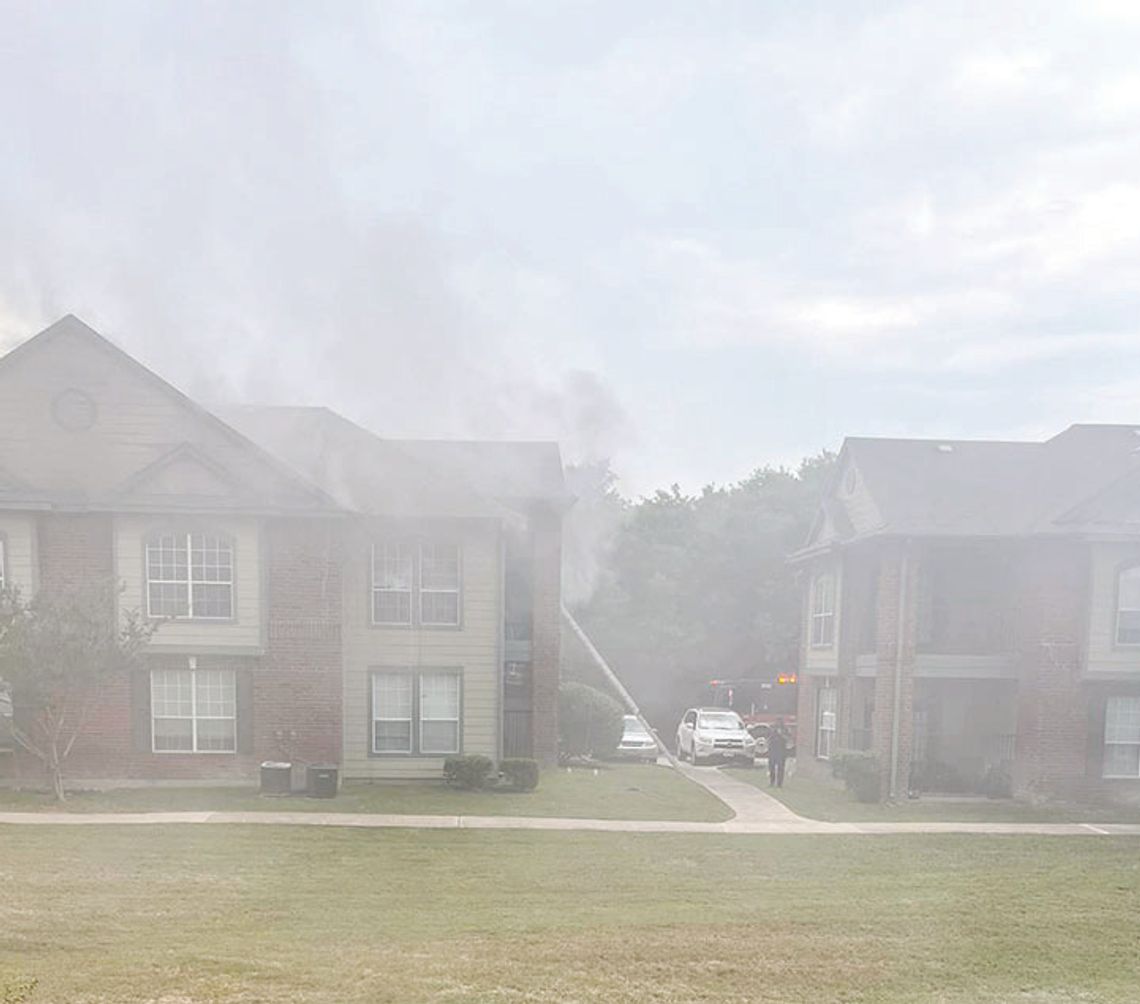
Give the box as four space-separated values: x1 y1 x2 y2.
307 763 339 799
260 761 292 796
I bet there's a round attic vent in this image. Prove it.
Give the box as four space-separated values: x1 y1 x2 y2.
51 388 98 432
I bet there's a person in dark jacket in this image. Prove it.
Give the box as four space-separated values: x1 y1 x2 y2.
767 719 788 788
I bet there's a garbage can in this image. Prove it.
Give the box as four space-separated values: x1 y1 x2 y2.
307 763 339 799
260 761 292 796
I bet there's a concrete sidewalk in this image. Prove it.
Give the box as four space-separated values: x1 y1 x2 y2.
2 764 1138 836
0 809 1137 835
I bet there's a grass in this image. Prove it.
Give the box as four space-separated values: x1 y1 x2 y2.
1 826 1139 1002
0 763 731 822
732 764 1140 823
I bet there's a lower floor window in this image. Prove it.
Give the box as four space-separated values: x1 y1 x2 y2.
1104 696 1140 778
371 669 461 755
817 684 837 760
151 669 236 753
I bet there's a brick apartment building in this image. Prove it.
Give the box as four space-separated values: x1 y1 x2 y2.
793 429 1140 804
0 316 568 783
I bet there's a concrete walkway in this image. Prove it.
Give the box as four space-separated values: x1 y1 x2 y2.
0 809 1138 836
674 762 804 824
1 765 1138 836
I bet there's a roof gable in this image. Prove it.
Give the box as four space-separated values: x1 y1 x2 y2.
0 316 338 514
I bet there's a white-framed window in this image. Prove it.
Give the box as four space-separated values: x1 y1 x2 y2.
811 573 836 647
371 669 461 755
151 668 236 753
146 532 234 620
817 684 838 760
1104 696 1140 778
371 540 461 627
419 542 460 626
1116 566 1140 646
372 543 414 625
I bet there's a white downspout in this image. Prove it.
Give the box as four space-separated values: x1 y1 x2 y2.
889 546 909 800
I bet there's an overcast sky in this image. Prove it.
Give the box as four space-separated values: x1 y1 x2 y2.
4 1 1140 493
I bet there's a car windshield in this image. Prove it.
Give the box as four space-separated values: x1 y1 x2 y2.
697 712 742 731
622 716 651 737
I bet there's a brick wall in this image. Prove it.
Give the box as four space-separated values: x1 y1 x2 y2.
1012 541 1090 800
5 513 344 786
260 518 343 767
530 509 562 765
871 544 919 800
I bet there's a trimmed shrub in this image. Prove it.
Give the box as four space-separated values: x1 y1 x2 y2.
979 763 1013 799
558 681 624 760
838 750 881 803
499 758 540 792
443 754 494 790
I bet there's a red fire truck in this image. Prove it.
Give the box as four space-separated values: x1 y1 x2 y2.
705 674 798 756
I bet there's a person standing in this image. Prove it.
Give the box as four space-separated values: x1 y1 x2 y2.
767 720 788 788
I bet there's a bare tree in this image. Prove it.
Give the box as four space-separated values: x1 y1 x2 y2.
0 581 158 801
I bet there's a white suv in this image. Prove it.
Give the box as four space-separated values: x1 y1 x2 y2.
676 708 757 766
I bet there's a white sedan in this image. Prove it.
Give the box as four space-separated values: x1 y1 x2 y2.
676 707 757 766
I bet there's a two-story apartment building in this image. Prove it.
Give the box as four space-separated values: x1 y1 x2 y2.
793 428 1140 805
0 316 567 784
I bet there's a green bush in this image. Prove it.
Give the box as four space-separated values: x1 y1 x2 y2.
558 681 624 760
979 763 1013 799
838 750 881 803
499 758 540 791
443 754 494 790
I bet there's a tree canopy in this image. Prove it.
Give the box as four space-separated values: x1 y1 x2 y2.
564 454 834 731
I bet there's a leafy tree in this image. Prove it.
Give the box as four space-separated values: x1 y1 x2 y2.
565 453 835 732
0 581 158 801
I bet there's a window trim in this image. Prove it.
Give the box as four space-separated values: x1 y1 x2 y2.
150 667 237 755
369 668 463 757
810 573 836 649
370 538 463 629
370 542 414 627
1114 563 1140 649
1103 695 1140 779
816 683 838 761
418 540 462 627
144 530 236 622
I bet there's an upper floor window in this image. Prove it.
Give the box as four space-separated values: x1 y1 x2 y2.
146 532 234 620
1116 566 1140 645
1103 696 1140 778
811 573 836 647
371 540 461 627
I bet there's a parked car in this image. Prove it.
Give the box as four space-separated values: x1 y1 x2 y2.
675 707 757 766
616 715 659 763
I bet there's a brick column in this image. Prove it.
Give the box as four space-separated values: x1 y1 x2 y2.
872 544 919 800
1013 541 1088 801
529 509 562 765
262 519 343 767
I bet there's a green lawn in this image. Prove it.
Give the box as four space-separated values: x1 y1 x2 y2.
1 826 1138 1002
732 764 1140 823
0 763 731 822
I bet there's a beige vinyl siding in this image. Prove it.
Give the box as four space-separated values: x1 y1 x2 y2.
342 520 501 780
114 515 264 652
0 325 234 499
0 512 36 595
840 464 884 536
804 559 842 674
1087 543 1140 675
